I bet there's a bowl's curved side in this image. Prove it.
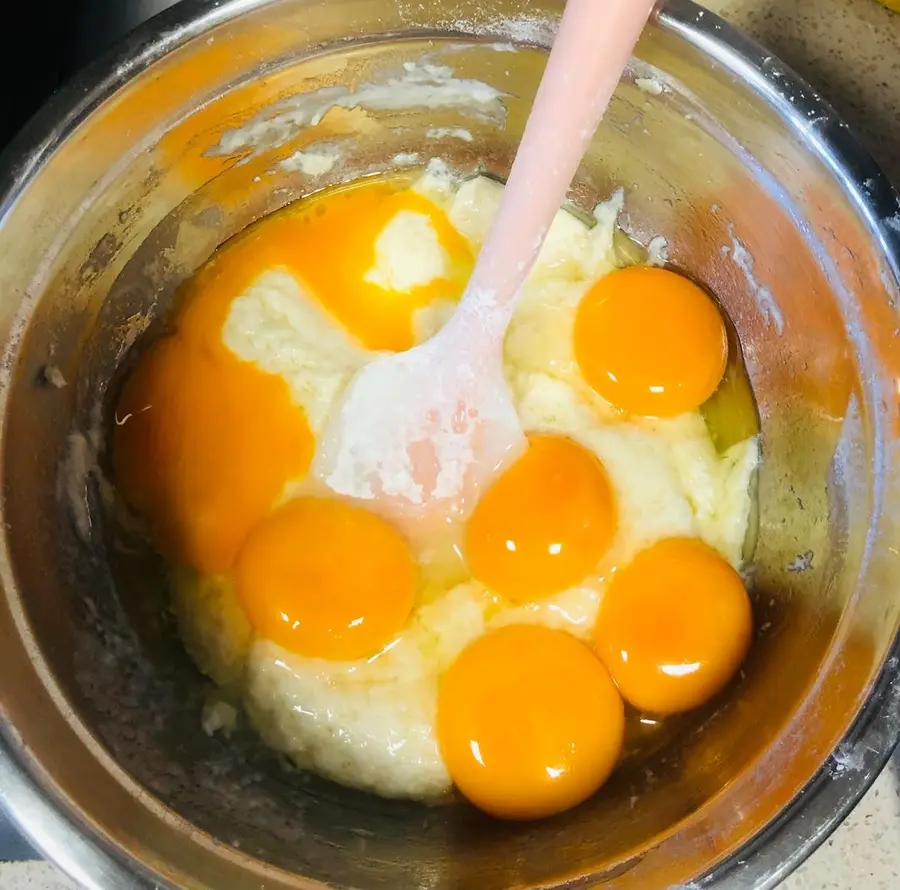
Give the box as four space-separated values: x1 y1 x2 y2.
0 733 151 890
0 6 258 890
659 2 900 884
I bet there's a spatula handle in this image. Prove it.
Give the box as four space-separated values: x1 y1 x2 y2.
463 0 656 320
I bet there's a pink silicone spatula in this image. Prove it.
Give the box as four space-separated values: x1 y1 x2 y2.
314 0 657 525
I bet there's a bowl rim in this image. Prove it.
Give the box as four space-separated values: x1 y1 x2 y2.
0 1 898 888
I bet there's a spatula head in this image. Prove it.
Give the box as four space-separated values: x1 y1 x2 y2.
313 328 526 527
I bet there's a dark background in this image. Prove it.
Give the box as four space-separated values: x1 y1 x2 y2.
0 2 78 150
0 0 182 151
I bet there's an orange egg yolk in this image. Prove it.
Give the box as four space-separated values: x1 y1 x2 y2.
114 229 316 575
464 434 616 602
437 624 624 820
574 267 728 417
594 538 752 715
236 497 417 660
115 179 468 573
288 179 472 351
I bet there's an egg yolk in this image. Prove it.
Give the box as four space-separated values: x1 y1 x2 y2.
437 624 624 820
236 497 417 660
574 267 728 417
115 179 467 574
464 435 616 602
594 538 752 715
289 179 473 351
114 230 315 575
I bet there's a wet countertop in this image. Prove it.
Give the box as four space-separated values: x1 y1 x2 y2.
2 0 899 887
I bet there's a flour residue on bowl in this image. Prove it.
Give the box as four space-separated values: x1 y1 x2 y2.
280 146 342 175
212 62 507 161
724 232 785 335
426 127 474 142
60 401 113 542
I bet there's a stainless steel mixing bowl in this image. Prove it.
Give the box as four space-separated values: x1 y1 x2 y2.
1 1 900 888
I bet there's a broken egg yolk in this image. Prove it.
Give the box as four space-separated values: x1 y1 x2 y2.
114 179 468 575
288 179 472 351
114 229 315 575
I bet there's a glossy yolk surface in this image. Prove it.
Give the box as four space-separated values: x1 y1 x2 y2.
594 537 752 715
574 267 728 417
464 434 616 602
115 179 466 574
114 227 316 574
289 179 472 351
437 624 625 820
236 497 417 660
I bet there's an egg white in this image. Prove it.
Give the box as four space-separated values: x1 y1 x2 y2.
176 166 759 802
222 269 367 437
